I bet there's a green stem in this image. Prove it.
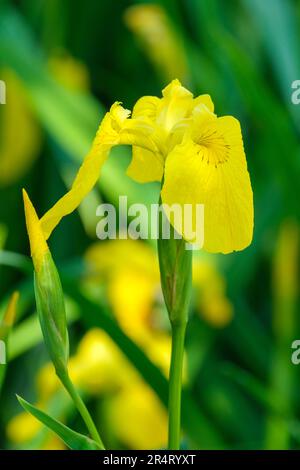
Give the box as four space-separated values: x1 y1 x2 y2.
168 321 187 450
59 372 105 449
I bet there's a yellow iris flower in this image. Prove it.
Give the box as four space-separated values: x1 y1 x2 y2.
38 79 253 254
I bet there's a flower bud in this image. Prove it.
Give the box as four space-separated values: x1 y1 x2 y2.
23 190 69 375
157 207 192 325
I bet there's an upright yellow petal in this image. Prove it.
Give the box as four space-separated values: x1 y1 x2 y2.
157 79 193 132
161 116 253 253
192 94 215 113
23 190 49 272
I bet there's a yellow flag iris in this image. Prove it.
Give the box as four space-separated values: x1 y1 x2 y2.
37 79 253 254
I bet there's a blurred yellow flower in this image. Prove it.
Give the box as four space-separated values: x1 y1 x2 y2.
0 69 41 186
85 239 233 333
41 435 66 450
39 79 253 254
71 329 136 394
124 4 188 82
6 410 65 449
7 410 41 444
85 239 160 344
193 258 233 328
104 381 167 450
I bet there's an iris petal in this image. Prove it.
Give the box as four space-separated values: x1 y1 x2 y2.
161 116 253 253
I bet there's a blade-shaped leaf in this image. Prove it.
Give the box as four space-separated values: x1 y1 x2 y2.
17 396 102 450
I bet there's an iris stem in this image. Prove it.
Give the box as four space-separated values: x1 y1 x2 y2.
168 320 187 450
59 372 105 449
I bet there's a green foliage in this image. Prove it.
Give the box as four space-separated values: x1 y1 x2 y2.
0 0 300 451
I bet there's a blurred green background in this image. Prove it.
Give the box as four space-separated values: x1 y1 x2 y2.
1 0 300 450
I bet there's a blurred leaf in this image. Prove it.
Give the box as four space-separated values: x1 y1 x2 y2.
0 250 31 274
243 0 300 126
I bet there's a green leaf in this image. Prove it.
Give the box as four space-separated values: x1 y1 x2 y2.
0 250 32 274
17 396 102 450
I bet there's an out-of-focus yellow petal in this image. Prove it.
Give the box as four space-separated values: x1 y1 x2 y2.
49 53 90 92
23 190 49 272
41 435 66 450
193 258 233 327
144 333 171 377
124 5 188 82
85 240 160 345
7 411 41 444
0 292 19 338
0 70 41 186
104 381 167 449
161 115 253 253
36 363 60 402
201 296 233 328
74 329 136 394
108 269 156 343
85 239 159 282
0 69 41 186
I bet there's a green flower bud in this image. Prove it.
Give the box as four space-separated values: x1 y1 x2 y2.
157 207 193 325
23 190 69 376
34 251 69 374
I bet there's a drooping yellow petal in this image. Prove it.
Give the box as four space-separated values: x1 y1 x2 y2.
161 116 253 253
127 146 164 183
39 104 128 240
39 102 160 239
23 190 49 272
